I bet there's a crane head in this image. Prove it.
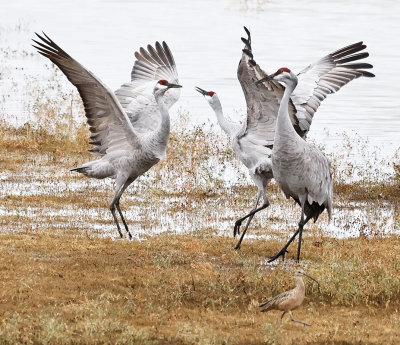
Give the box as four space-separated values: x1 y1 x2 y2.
255 67 295 86
154 80 182 94
195 86 215 98
195 86 221 110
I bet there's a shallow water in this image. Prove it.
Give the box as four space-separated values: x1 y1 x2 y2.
0 0 399 160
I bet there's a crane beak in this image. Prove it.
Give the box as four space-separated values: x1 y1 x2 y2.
300 272 321 293
166 83 182 89
195 86 208 96
255 72 278 85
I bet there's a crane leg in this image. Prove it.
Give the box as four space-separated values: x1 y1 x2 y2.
114 179 134 240
289 311 310 327
234 194 261 250
110 178 133 239
110 201 123 238
296 206 306 263
267 212 312 263
280 311 286 326
233 200 269 250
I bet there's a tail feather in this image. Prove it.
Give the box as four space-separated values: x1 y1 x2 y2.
259 299 274 312
70 160 114 179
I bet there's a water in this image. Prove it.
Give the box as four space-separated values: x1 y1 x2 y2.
1 0 400 158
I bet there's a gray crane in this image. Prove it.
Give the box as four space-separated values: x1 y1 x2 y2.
33 33 181 239
259 269 320 326
256 67 333 262
196 27 374 251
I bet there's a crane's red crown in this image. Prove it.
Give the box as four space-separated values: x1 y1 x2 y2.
277 67 291 74
158 80 168 85
207 91 215 97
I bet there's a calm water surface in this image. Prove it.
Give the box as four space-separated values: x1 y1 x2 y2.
1 0 399 158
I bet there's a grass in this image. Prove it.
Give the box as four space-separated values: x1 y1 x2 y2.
1 66 400 344
0 233 400 344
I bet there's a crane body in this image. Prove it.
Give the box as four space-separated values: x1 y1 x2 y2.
33 33 181 239
196 27 374 251
257 68 332 262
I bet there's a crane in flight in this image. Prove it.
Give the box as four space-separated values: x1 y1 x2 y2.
33 33 181 239
196 27 374 251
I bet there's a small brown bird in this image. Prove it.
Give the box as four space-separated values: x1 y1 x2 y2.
259 270 320 326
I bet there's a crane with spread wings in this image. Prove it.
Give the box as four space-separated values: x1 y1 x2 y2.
196 27 374 250
33 33 181 239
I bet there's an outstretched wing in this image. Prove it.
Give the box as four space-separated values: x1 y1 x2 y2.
292 42 375 135
33 33 140 157
115 41 180 133
237 27 300 147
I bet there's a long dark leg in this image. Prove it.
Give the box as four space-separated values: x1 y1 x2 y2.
289 311 310 327
234 194 261 250
280 311 286 326
110 179 131 239
114 179 134 240
268 211 312 263
110 192 124 238
297 206 306 262
233 198 269 248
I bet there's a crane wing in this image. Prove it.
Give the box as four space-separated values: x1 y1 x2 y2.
292 42 375 135
237 27 301 147
115 41 180 133
33 32 141 157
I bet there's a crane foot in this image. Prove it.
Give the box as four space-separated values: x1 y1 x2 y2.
267 248 289 263
233 220 242 237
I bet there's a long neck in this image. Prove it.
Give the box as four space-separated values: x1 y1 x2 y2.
153 92 170 148
275 80 298 139
212 100 236 138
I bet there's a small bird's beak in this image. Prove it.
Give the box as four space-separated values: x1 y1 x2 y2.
167 83 182 89
195 86 208 96
300 272 321 293
255 72 278 85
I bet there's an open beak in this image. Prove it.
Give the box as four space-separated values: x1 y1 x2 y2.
167 83 182 89
301 272 321 293
195 86 208 96
255 72 278 85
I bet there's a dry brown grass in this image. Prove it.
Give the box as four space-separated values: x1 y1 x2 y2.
1 81 400 344
0 233 399 345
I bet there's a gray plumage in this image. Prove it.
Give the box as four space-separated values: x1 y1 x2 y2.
33 33 181 239
258 68 332 262
196 27 374 250
259 269 320 326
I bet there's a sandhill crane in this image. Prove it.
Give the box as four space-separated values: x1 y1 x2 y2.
256 68 333 262
196 27 374 250
33 33 181 239
259 269 320 326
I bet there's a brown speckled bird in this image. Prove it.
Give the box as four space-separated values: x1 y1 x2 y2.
259 270 320 326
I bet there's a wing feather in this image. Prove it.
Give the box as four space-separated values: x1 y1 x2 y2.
237 27 301 147
259 290 294 312
32 32 140 157
292 41 375 135
114 41 180 134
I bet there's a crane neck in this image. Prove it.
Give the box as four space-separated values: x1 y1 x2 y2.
275 78 298 140
153 91 171 148
212 100 236 138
